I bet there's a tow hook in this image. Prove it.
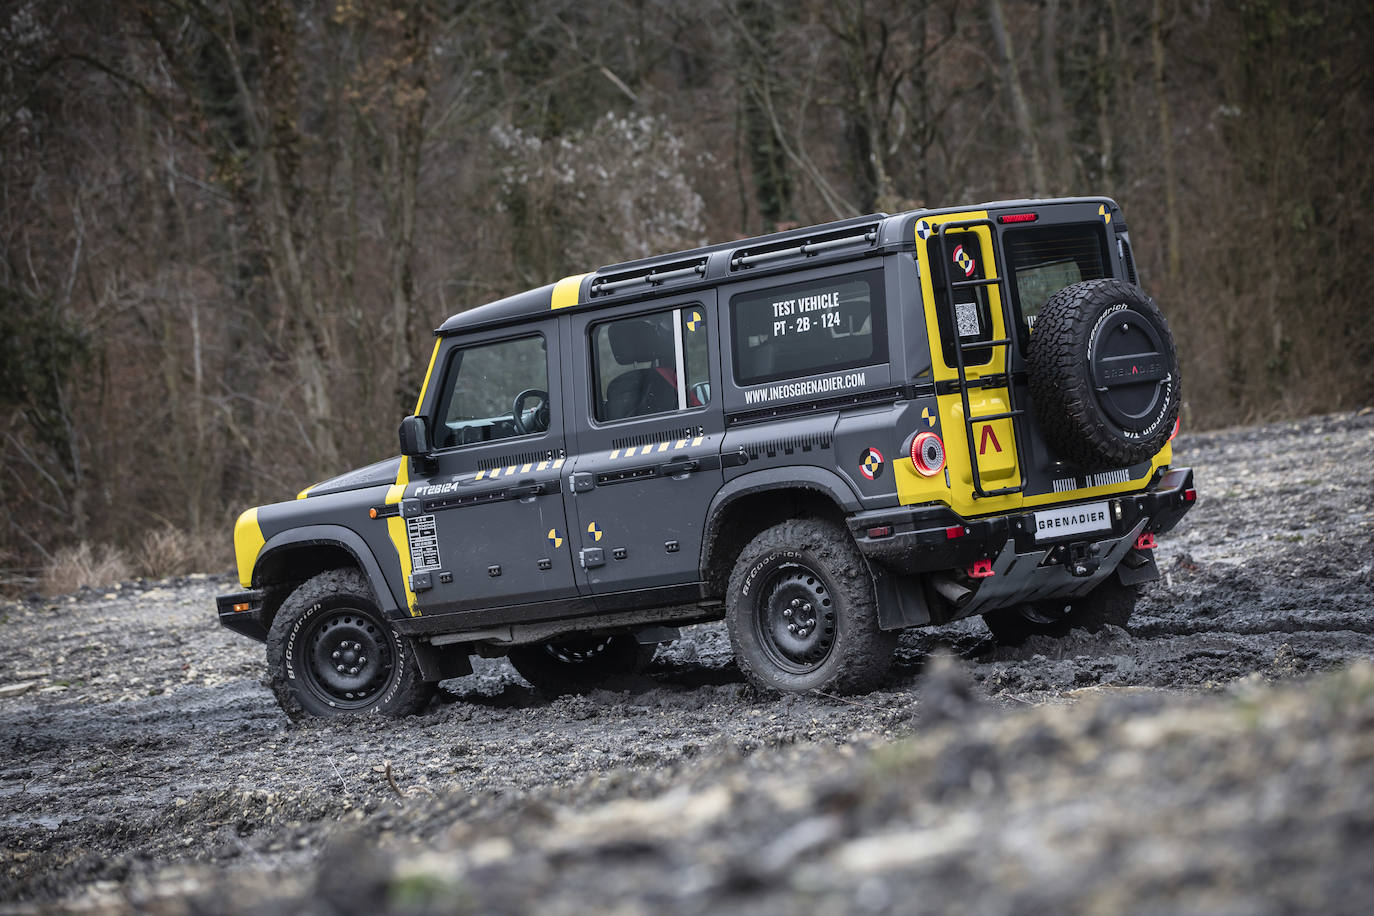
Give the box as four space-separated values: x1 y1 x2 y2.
1134 532 1158 551
1066 542 1101 578
966 558 995 579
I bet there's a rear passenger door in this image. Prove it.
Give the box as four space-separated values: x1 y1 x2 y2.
563 294 724 595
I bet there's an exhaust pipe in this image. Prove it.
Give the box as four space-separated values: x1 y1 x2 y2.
930 573 972 609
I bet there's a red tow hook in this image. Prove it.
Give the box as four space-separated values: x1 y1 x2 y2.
1134 532 1158 551
967 558 995 578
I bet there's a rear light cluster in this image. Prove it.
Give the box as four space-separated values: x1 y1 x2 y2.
997 212 1038 224
910 432 946 477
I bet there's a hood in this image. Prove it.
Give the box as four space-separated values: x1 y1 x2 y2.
298 456 402 499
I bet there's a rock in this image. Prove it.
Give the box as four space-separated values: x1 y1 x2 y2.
0 680 38 698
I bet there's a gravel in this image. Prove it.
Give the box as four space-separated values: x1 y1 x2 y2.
2 410 1373 913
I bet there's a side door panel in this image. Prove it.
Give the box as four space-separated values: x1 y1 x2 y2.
405 322 579 614
563 295 724 596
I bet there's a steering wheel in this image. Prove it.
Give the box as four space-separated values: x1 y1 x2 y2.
512 388 549 435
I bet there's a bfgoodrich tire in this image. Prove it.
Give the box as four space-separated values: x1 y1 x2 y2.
726 520 897 695
507 635 656 695
1027 279 1180 470
983 577 1138 646
266 569 434 719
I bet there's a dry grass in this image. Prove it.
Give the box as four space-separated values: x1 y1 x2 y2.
38 529 233 596
39 543 132 596
133 526 232 580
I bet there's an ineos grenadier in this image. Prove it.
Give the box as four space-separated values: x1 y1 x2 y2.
218 197 1195 717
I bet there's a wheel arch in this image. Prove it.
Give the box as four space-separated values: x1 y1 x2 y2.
700 467 861 599
253 525 403 624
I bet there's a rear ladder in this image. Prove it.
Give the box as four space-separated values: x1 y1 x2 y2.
933 218 1026 499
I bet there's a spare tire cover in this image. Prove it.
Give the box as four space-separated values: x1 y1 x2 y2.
1026 278 1180 471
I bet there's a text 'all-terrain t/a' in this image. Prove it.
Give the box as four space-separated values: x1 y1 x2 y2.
218 197 1196 718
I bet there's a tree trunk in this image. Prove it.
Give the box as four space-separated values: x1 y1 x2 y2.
986 0 1048 195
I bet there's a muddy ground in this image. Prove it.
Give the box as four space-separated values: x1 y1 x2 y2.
2 411 1373 914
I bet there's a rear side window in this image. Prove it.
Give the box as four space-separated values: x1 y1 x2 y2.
731 270 886 387
591 306 711 422
1005 224 1110 328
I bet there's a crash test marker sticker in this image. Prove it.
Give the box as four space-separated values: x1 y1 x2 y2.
860 447 885 480
952 244 976 277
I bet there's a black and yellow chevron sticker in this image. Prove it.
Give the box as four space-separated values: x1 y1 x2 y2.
587 522 603 542
547 528 563 548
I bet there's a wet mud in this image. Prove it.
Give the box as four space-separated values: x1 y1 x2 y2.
2 411 1372 913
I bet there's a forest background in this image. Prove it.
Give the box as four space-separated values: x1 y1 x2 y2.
1 0 1370 589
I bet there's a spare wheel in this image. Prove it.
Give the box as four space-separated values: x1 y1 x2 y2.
1026 279 1180 470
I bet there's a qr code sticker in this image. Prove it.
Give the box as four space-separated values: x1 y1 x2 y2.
955 301 980 337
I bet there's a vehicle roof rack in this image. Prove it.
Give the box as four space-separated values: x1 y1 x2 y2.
588 256 708 298
729 221 881 272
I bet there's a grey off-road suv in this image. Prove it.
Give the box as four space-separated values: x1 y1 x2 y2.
219 197 1196 717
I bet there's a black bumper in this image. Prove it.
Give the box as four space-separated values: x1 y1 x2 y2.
849 467 1196 574
217 589 269 642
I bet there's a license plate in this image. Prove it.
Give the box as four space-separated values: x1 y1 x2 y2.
1033 501 1112 541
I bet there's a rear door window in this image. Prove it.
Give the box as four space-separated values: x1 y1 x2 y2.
730 270 886 387
1005 223 1110 334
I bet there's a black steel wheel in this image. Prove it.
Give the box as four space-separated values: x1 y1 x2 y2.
984 577 1138 646
267 570 434 719
507 634 655 695
726 519 896 695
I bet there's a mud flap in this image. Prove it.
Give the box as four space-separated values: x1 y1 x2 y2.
411 639 474 683
870 560 933 630
1115 549 1160 586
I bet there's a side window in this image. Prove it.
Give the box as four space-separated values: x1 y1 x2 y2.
731 270 887 387
431 335 550 448
591 306 711 423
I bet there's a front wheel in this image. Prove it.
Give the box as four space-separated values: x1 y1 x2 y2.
726 519 896 695
266 569 434 719
507 635 656 695
983 577 1137 646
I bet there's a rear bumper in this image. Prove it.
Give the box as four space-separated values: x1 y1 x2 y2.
216 589 269 642
849 466 1196 575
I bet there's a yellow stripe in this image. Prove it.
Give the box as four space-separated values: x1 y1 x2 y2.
506 465 517 474
295 483 317 501
537 460 549 471
554 458 565 468
658 441 669 452
475 469 486 480
675 439 686 449
691 436 703 447
521 463 532 473
551 273 589 310
414 339 442 415
233 507 266 588
385 462 419 615
610 449 620 460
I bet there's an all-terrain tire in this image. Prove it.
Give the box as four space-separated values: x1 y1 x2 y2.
1027 279 1180 470
507 635 656 695
266 569 434 720
726 519 897 695
983 577 1138 646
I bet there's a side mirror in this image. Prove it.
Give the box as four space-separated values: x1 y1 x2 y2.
398 415 430 457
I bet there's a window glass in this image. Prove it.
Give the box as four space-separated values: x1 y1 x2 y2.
730 271 886 387
1005 224 1109 328
431 335 549 448
926 231 994 368
591 306 710 422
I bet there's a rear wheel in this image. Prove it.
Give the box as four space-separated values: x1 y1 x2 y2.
983 577 1137 646
266 569 434 719
726 519 896 695
507 635 656 695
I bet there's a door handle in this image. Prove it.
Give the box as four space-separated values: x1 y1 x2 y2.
505 482 544 500
659 458 699 477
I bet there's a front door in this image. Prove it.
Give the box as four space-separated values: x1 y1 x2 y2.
407 322 578 613
563 295 724 595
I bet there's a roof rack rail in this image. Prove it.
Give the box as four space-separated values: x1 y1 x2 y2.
729 222 880 272
589 256 708 298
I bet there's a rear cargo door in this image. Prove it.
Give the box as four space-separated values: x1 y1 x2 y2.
914 212 1024 512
